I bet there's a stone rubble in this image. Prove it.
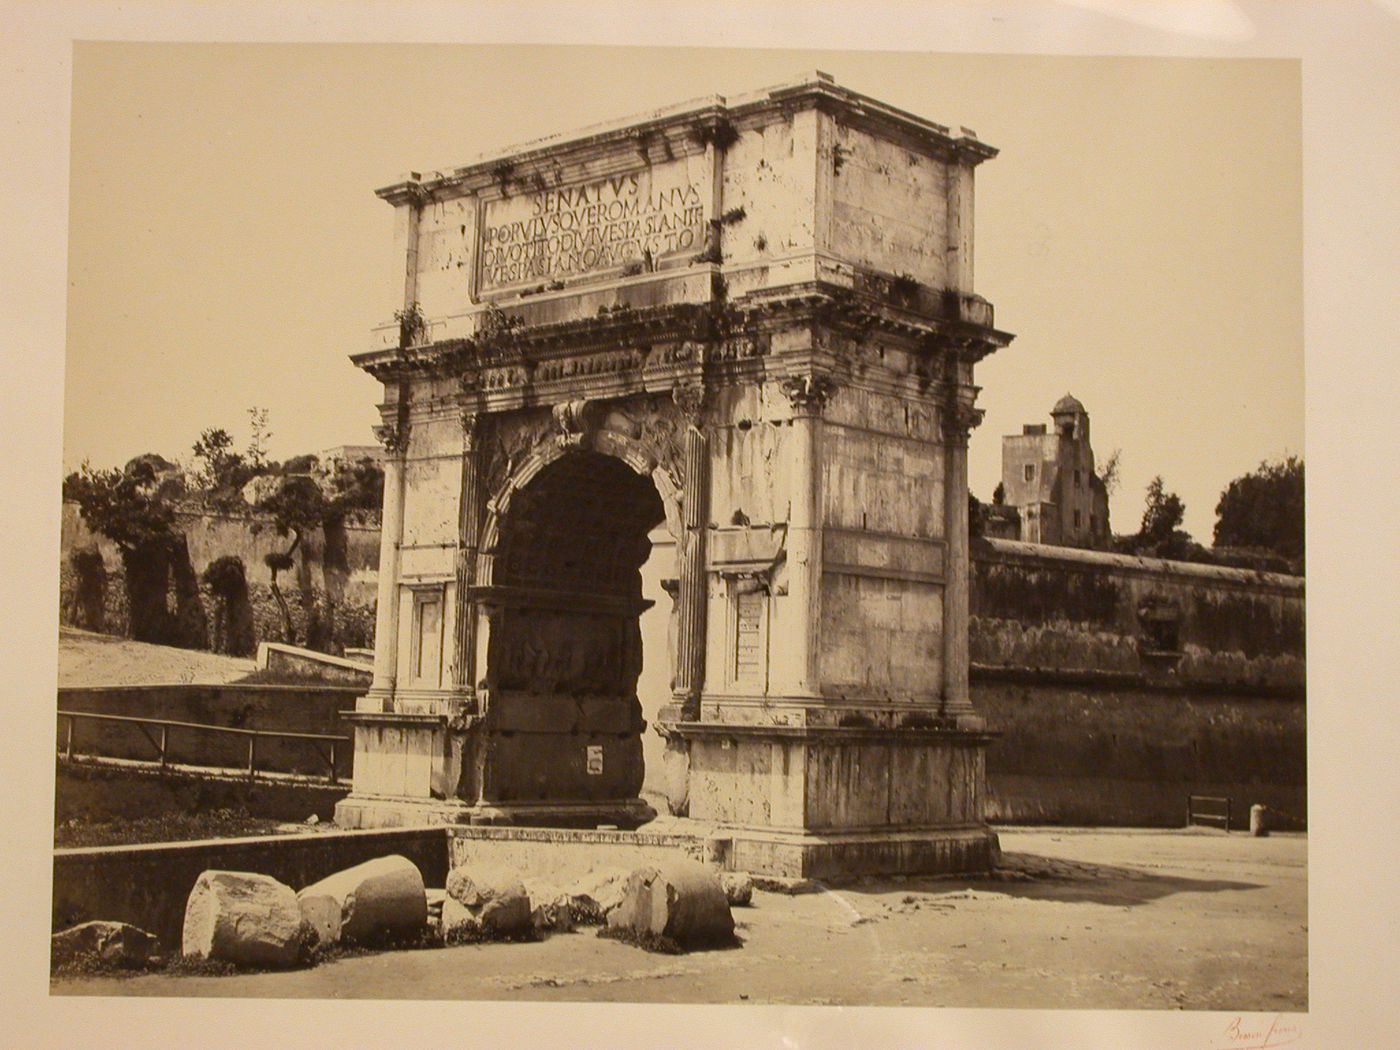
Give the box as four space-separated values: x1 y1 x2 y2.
522 878 575 934
562 866 631 924
295 854 427 947
719 871 754 907
442 864 532 939
182 870 311 968
607 858 735 949
51 920 159 967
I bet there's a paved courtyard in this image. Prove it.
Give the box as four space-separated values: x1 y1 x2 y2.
54 827 1306 1010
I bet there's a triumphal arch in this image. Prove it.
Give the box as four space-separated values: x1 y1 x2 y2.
335 73 1013 877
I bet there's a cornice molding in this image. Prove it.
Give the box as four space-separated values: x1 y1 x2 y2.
381 73 999 208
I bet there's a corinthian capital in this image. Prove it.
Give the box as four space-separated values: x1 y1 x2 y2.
373 420 411 455
671 380 708 427
779 373 838 416
941 399 984 445
459 408 481 452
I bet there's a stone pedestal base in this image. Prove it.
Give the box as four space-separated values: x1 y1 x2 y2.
334 794 478 830
458 798 657 830
334 794 655 831
709 825 1000 880
668 718 999 878
337 707 656 832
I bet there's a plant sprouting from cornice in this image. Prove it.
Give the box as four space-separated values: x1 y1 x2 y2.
395 301 426 349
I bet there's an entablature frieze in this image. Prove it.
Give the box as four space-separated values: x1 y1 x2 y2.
353 288 1011 413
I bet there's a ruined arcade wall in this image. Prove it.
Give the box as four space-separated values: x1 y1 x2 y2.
970 537 1306 828
59 501 380 652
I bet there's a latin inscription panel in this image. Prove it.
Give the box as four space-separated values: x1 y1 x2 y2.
478 156 708 295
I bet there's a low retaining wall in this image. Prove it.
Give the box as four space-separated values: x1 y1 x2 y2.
447 826 706 884
968 539 1306 829
977 670 1306 830
52 826 449 949
257 642 373 686
56 759 350 825
58 684 361 780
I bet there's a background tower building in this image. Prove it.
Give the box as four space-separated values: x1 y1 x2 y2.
998 394 1110 548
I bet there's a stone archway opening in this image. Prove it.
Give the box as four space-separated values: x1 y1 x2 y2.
480 449 666 821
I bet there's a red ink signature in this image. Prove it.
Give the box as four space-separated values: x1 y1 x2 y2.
1215 1015 1303 1050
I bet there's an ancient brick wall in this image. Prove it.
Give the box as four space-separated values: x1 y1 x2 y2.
970 538 1306 828
59 501 378 653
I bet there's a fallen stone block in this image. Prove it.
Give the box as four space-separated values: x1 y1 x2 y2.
563 866 630 924
521 878 573 934
607 859 736 950
720 871 754 907
426 887 447 922
183 871 312 968
52 920 159 968
296 893 343 950
296 854 427 947
442 864 531 940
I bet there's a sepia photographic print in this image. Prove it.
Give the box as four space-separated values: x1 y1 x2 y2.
5 5 1398 1050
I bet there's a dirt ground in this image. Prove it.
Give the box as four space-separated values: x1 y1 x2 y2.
53 827 1307 1010
58 627 256 687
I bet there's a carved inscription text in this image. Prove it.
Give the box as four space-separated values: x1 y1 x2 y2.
479 159 707 293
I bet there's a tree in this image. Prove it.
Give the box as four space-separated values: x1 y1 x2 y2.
1113 475 1197 561
1139 475 1185 545
253 455 384 651
192 428 238 486
63 546 108 632
257 474 325 645
1213 456 1304 567
1096 448 1122 496
321 457 384 523
63 457 182 644
246 407 273 470
202 556 257 656
992 481 1006 505
191 427 255 508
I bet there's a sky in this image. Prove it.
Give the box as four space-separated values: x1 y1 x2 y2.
63 44 1302 543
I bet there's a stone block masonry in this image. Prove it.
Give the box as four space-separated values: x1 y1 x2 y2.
970 538 1305 828
337 72 1011 879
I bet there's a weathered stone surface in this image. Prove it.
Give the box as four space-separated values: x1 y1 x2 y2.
522 878 574 934
51 920 158 967
720 871 754 907
531 896 576 934
296 892 342 949
337 74 1010 881
442 864 531 938
607 859 735 948
182 870 309 967
295 854 427 946
563 866 630 924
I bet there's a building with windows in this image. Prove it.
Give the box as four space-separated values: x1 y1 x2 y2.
995 394 1110 548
